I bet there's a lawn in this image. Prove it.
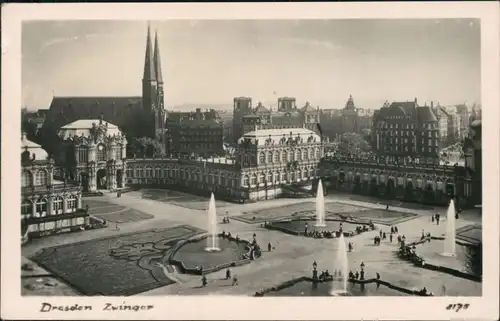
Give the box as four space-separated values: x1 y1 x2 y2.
30 225 204 296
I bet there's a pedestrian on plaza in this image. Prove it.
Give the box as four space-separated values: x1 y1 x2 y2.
389 233 393 243
226 268 231 280
115 223 120 231
395 226 399 233
232 275 238 286
268 242 272 252
379 230 383 238
202 275 207 287
386 204 390 211
435 213 440 225
431 215 435 223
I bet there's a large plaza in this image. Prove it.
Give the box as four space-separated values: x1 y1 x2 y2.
21 189 482 297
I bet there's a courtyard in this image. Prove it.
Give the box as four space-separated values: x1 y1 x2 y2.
21 189 482 297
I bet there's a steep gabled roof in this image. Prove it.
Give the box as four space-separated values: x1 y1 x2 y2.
43 96 142 130
416 106 438 122
143 25 156 82
154 30 163 84
254 102 270 114
301 102 316 112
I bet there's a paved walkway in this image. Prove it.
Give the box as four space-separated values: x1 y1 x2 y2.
22 190 482 296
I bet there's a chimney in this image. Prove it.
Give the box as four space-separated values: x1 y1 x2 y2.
414 97 418 104
196 108 201 119
431 101 434 109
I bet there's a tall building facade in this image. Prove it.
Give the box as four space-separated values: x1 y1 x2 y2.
165 108 224 157
232 97 321 143
372 98 440 164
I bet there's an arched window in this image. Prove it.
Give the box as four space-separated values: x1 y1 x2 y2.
21 200 32 215
315 148 321 159
297 170 302 180
145 167 152 178
243 175 249 187
302 149 308 160
259 172 265 184
78 146 88 163
267 171 273 184
114 144 123 160
250 174 257 186
21 171 33 187
35 198 47 217
296 149 301 161
259 152 266 164
274 172 280 183
155 167 161 178
302 168 308 179
281 151 287 163
34 170 48 186
290 171 295 181
163 168 169 178
52 197 63 215
287 150 293 162
273 151 279 163
309 168 315 178
308 149 314 160
126 167 133 178
67 195 77 212
96 144 107 161
267 152 273 164
280 172 286 182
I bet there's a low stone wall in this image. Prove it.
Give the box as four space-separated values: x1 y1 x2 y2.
264 218 375 238
168 234 253 276
398 237 481 282
254 276 433 297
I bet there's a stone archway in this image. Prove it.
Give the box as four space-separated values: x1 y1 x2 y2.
116 170 123 188
405 181 414 201
353 174 362 194
370 177 378 196
424 183 435 203
97 169 107 190
80 173 89 192
386 178 395 199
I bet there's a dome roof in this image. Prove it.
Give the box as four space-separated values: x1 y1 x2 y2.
21 133 48 160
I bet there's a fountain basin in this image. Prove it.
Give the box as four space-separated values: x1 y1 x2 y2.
257 278 414 297
265 219 372 238
170 235 253 275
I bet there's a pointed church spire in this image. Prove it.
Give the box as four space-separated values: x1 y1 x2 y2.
143 24 156 82
154 30 163 84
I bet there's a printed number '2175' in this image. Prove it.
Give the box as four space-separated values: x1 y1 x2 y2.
446 303 470 312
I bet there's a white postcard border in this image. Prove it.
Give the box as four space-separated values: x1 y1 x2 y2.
2 2 499 320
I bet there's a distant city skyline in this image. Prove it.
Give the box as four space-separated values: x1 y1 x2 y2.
22 19 481 111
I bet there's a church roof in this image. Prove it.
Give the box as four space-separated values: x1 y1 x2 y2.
154 30 163 84
344 95 355 110
44 96 142 130
143 25 156 82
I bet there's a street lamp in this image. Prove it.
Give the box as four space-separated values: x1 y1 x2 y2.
313 260 317 270
360 261 365 271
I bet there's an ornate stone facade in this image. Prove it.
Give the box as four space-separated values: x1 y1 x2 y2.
21 135 86 241
60 117 127 192
318 156 474 208
124 128 325 202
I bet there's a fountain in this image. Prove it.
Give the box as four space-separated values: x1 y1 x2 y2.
331 233 349 295
315 180 326 227
442 199 456 257
205 193 221 252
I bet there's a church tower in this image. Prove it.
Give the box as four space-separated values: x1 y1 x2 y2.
142 25 157 139
153 30 166 147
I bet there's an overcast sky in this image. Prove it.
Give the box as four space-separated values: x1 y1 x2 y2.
22 19 480 110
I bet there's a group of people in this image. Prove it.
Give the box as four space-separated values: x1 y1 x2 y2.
201 268 239 288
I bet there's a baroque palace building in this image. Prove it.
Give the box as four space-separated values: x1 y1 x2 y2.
125 127 324 201
21 133 86 242
57 116 128 192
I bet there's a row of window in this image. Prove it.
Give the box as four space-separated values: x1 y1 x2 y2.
28 217 86 233
77 144 123 163
126 167 237 180
332 173 452 189
21 170 49 187
21 195 78 216
242 168 317 186
253 148 321 165
378 123 438 130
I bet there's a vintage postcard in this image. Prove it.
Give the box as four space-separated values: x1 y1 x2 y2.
2 2 499 320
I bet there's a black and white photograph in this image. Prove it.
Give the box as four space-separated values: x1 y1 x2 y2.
2 2 499 320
